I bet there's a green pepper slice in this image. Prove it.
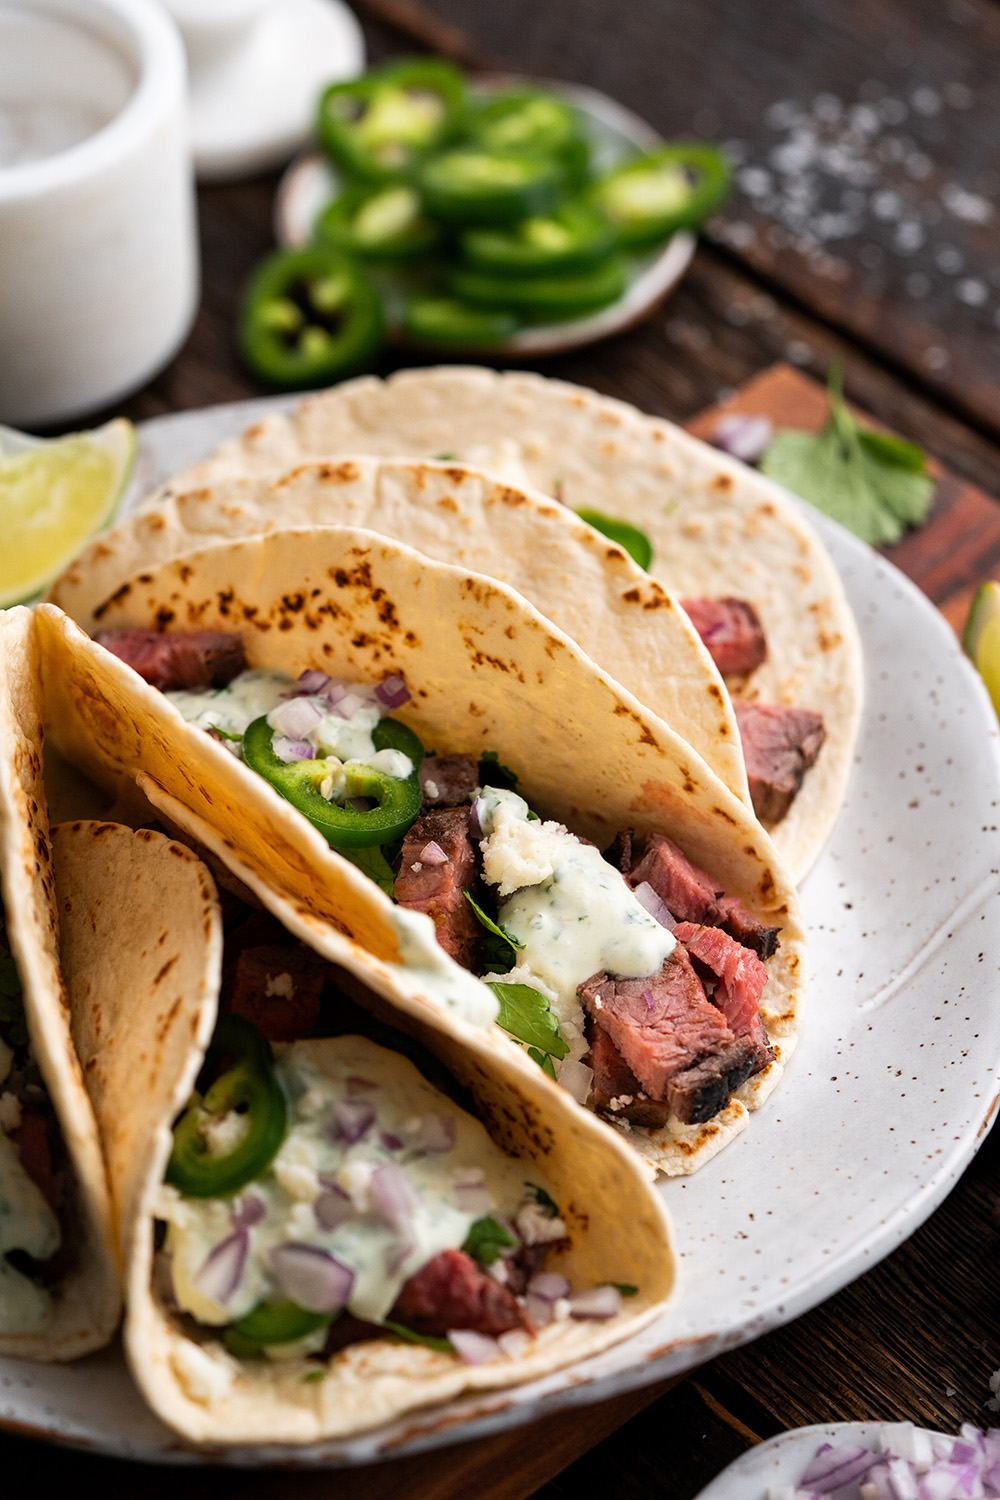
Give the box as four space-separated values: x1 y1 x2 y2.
166 1015 287 1199
242 715 424 850
467 88 588 178
314 184 440 260
239 247 383 390
417 148 564 224
317 58 467 182
459 199 615 277
591 144 731 250
225 1300 331 1357
448 256 627 322
402 295 519 347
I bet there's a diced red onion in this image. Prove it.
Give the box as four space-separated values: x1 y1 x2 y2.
296 669 331 695
453 1182 493 1215
418 1113 456 1153
527 1271 571 1302
566 1285 622 1320
269 1243 355 1314
524 1293 554 1329
640 987 655 1013
380 1132 403 1151
374 674 411 710
231 1195 266 1230
334 691 364 720
469 796 486 838
884 1456 920 1500
448 1328 502 1365
195 1229 248 1306
273 736 315 763
272 696 323 739
633 881 675 929
497 1328 532 1359
330 1098 376 1145
418 841 449 867
314 1186 354 1232
712 412 773 463
801 1444 881 1494
371 1161 418 1228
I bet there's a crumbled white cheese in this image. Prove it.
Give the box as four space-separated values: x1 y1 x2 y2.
272 1133 321 1202
479 791 567 897
552 1297 571 1322
423 780 439 801
515 1200 567 1246
201 1109 250 1160
336 1159 374 1212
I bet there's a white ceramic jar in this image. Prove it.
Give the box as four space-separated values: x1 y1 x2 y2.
0 0 199 427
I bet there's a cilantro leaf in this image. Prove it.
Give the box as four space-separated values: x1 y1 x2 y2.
465 892 524 959
575 509 653 570
382 1321 453 1353
601 1282 639 1297
523 1182 560 1218
487 982 568 1061
478 750 519 792
341 843 397 898
302 1369 326 1383
759 366 934 546
462 1215 519 1264
528 1047 557 1079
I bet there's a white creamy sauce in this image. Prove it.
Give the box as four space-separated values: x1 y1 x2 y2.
166 668 293 740
0 1131 60 1333
391 907 500 1028
160 1035 531 1329
478 791 676 1080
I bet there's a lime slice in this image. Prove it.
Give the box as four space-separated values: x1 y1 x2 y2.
0 418 135 608
963 582 1000 717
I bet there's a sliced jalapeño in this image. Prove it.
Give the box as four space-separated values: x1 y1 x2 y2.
316 58 467 182
591 144 730 249
239 247 383 389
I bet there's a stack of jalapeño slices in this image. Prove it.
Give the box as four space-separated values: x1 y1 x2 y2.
239 58 730 387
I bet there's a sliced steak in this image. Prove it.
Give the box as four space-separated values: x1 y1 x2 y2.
577 948 755 1125
223 944 326 1042
734 702 826 824
394 808 481 970
680 597 767 676
389 1248 529 1336
612 831 780 960
674 922 773 1073
94 628 247 691
10 1110 56 1208
585 1025 673 1128
419 754 480 811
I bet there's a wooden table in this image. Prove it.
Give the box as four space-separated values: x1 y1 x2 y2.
6 1 1000 1494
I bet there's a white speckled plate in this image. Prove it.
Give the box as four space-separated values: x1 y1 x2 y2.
3 399 1000 1466
693 1421 938 1498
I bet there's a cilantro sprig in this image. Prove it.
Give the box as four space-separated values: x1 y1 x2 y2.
576 509 653 570
759 366 935 546
462 1215 519 1264
487 981 569 1073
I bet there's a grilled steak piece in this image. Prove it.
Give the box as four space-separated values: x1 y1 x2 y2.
389 1248 529 1336
674 922 773 1073
223 944 326 1042
734 702 826 824
94 628 246 690
586 1025 673 1128
610 831 780 960
419 754 480 811
394 807 481 969
577 947 755 1126
681 597 767 676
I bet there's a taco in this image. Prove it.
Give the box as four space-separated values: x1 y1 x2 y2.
34 523 806 1177
69 366 858 881
0 608 119 1358
50 818 674 1445
49 455 753 820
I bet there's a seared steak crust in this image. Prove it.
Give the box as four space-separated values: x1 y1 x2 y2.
390 1248 529 1336
394 807 481 969
680 597 768 677
419 754 480 811
94 628 246 690
734 701 826 824
673 922 774 1074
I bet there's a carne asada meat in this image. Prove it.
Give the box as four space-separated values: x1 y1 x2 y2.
585 1024 672 1128
673 922 773 1074
419 754 480 811
223 944 327 1042
388 1248 529 1336
734 702 826 824
94 627 247 691
680 597 767 677
394 807 481 969
578 951 756 1124
609 831 780 960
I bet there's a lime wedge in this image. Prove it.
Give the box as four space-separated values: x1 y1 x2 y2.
0 418 135 608
963 581 1000 717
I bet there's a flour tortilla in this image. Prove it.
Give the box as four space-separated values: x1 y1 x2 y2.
49 456 751 812
50 819 674 1447
114 367 861 881
0 608 119 1360
35 524 805 1176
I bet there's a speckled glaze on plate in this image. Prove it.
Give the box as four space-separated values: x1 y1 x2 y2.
2 398 999 1466
692 1421 937 1498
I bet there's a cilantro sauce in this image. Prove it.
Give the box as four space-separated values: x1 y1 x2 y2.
477 791 676 1083
159 1035 538 1334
